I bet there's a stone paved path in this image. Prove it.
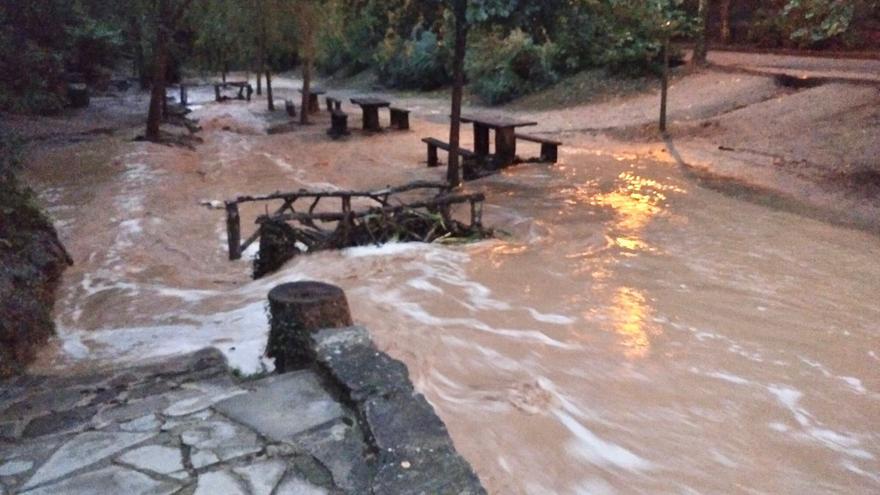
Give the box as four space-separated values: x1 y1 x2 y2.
0 327 485 494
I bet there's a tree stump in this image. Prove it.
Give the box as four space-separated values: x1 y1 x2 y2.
267 281 353 372
67 84 89 108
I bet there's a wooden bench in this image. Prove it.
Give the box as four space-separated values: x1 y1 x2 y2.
422 137 475 168
327 109 349 138
389 107 410 130
285 100 296 117
515 133 562 163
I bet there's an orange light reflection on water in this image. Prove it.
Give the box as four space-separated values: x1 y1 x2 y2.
578 170 684 357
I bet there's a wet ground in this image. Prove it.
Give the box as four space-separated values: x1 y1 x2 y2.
17 75 880 494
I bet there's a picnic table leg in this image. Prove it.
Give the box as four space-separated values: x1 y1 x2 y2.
427 143 439 167
495 127 516 166
473 124 490 157
363 107 381 131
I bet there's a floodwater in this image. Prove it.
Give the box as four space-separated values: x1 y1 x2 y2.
24 91 880 494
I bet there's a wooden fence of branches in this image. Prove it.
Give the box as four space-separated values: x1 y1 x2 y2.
224 181 491 278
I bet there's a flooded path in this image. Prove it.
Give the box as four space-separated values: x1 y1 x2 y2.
22 91 880 493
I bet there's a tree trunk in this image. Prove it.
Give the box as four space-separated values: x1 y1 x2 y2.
146 0 170 142
256 69 262 95
693 0 709 65
222 61 228 83
131 18 145 86
659 36 670 133
300 58 311 125
720 0 732 43
266 70 275 111
447 0 468 188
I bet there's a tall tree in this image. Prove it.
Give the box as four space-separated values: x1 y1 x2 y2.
693 0 709 65
446 0 468 187
445 0 516 187
719 0 731 43
146 0 195 142
295 0 319 124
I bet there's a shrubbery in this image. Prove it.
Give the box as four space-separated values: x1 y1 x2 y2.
466 29 558 105
748 0 878 49
0 1 123 114
317 10 381 76
375 27 450 90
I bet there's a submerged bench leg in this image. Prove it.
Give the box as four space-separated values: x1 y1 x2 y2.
427 144 439 167
496 128 516 166
363 107 381 131
541 143 558 163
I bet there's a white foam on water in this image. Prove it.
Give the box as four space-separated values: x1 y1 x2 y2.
405 278 444 293
61 335 90 359
838 376 867 395
344 242 425 258
705 371 752 386
767 384 874 461
526 308 576 325
386 293 572 349
572 478 617 495
554 409 653 472
59 300 274 375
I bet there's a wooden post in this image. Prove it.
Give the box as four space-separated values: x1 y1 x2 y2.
660 36 670 134
226 202 242 260
215 84 221 102
340 195 352 244
179 85 187 107
266 282 353 372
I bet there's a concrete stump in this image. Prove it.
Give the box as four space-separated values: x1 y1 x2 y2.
267 282 353 372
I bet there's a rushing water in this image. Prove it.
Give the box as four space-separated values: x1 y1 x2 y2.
26 95 880 494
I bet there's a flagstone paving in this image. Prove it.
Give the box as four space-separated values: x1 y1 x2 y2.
0 328 485 494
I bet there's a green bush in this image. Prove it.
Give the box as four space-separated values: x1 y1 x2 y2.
748 0 873 48
466 29 558 105
317 10 381 75
375 27 450 90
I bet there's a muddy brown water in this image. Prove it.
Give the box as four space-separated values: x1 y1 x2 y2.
22 95 880 494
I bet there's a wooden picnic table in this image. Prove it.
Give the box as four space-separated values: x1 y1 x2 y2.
215 81 253 102
299 87 326 113
461 114 537 165
350 97 391 132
